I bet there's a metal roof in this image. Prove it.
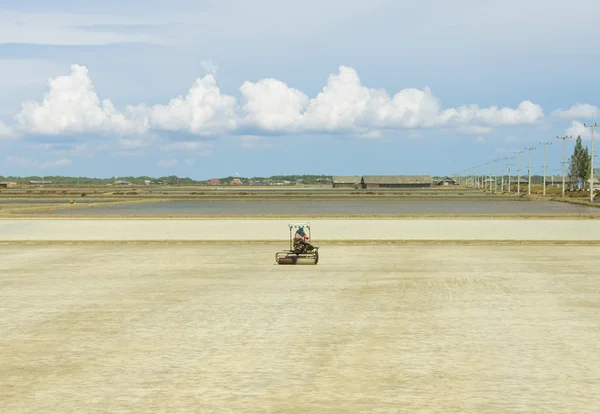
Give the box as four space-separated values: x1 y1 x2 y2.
362 175 432 184
332 176 362 184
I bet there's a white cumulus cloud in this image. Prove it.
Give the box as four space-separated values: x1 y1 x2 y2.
14 64 150 135
7 63 546 139
565 120 600 140
239 78 309 132
552 103 599 120
438 100 544 127
133 74 238 135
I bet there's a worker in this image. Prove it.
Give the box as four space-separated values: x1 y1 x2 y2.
294 227 313 251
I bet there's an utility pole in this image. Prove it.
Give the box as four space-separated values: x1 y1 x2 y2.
557 135 572 198
583 122 597 202
514 150 524 195
539 141 552 196
481 164 485 190
505 157 514 193
525 147 536 195
491 158 501 192
501 165 505 192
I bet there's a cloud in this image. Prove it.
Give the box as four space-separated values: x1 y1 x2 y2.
437 100 544 127
160 141 213 155
551 103 599 120
119 138 151 149
565 120 599 140
0 10 162 45
40 158 72 168
6 64 546 139
200 60 218 76
6 155 71 168
131 74 237 136
157 159 178 168
0 121 15 139
457 125 493 135
475 137 485 143
14 64 150 136
30 142 93 157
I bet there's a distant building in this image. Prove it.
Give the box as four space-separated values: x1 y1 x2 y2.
361 175 433 189
230 178 243 185
511 177 527 184
435 176 456 186
332 176 362 188
0 182 17 188
29 180 51 185
207 179 221 185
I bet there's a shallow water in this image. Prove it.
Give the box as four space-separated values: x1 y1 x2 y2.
40 200 600 215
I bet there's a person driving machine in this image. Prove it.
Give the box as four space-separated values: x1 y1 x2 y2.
294 226 313 252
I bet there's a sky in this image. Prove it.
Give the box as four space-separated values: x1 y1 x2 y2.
1 0 600 180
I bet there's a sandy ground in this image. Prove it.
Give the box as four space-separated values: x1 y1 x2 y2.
1 218 600 242
1 244 599 413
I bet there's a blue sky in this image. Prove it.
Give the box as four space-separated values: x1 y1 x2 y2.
1 0 599 179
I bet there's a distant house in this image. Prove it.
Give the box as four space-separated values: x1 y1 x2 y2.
361 175 433 189
435 176 456 186
511 177 528 184
208 179 221 185
0 182 17 188
332 176 362 189
230 178 243 185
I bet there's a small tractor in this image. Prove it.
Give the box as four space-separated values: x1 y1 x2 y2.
275 223 319 265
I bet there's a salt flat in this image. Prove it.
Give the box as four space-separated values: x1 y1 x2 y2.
2 218 600 242
1 244 599 413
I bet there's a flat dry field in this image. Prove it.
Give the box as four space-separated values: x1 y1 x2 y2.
1 244 599 413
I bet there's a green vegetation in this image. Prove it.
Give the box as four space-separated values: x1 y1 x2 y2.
568 135 592 184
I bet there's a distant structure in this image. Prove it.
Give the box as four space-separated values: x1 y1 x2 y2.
435 176 457 186
332 176 362 188
332 175 433 189
29 180 51 184
361 175 433 189
0 182 17 188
